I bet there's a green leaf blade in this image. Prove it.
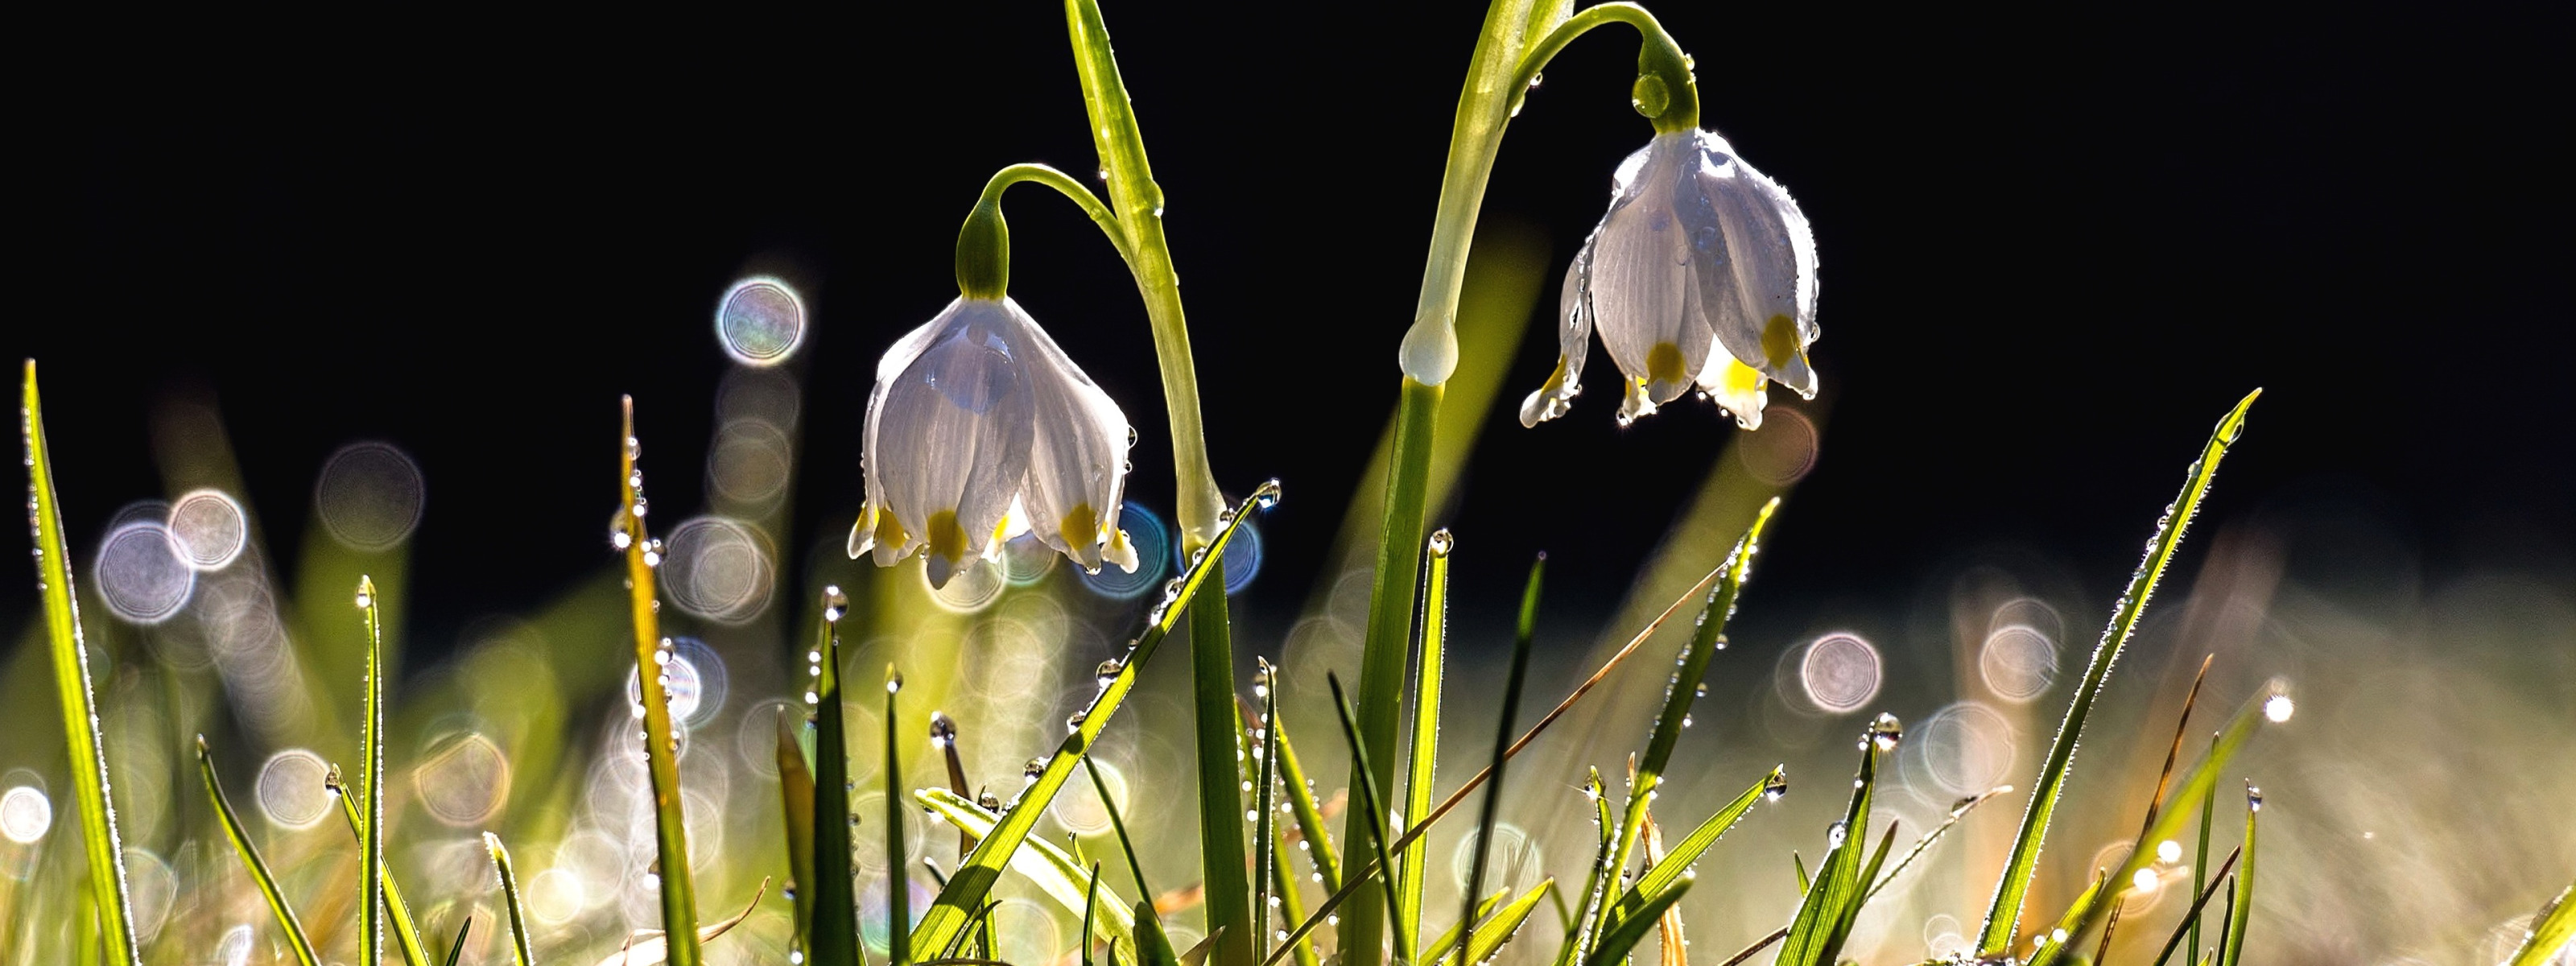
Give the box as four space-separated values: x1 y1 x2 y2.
196 737 320 966
1976 390 2261 956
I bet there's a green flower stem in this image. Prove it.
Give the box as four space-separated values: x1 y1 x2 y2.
1505 3 1699 134
357 575 386 966
19 361 142 966
1340 376 1440 966
618 397 702 966
1059 3 1247 964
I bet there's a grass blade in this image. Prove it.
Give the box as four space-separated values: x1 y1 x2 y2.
1328 671 1417 957
1265 530 1772 966
2190 730 2217 960
194 736 320 966
779 712 819 951
1268 708 1341 891
1975 389 2262 956
915 788 1141 956
811 587 862 966
1398 530 1455 957
20 361 141 966
2149 846 2240 966
909 483 1277 957
1341 375 1442 966
330 767 431 964
890 666 912 964
1265 817 1323 966
1585 501 1781 957
2220 785 2260 966
1425 880 1554 966
1084 861 1101 966
357 575 388 966
617 396 701 966
2024 870 2108 966
2507 879 2576 966
1863 784 2011 902
485 832 535 966
1456 554 1542 966
1776 720 1889 966
1579 877 1687 966
440 918 473 966
2026 684 2285 963
1608 766 1779 928
1087 755 1154 911
1253 664 1282 965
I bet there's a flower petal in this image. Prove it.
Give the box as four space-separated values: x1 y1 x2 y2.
867 297 1035 587
1000 299 1136 573
1695 351 1770 430
1518 236 1597 427
849 308 955 564
1587 132 1715 411
1684 130 1820 398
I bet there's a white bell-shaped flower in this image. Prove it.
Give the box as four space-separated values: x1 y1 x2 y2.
848 295 1140 588
1519 128 1818 430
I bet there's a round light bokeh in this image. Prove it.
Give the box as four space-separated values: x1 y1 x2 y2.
167 489 247 570
254 749 334 829
1979 623 2059 702
629 640 727 729
1051 757 1129 836
1079 502 1169 600
927 558 1008 613
314 442 425 551
415 732 513 827
1736 407 1821 485
1170 518 1263 595
1907 703 2017 797
1798 632 1883 713
93 522 195 623
1450 823 1546 893
708 419 795 507
0 786 51 844
716 277 807 366
661 517 776 623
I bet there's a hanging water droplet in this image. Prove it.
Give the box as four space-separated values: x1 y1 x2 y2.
1426 528 1455 556
978 791 1003 811
1763 767 1789 802
1253 479 1282 509
1826 820 1848 849
2246 782 2264 812
1096 658 1124 689
1867 712 1904 751
823 584 848 622
929 712 957 749
886 671 905 694
1023 758 1046 781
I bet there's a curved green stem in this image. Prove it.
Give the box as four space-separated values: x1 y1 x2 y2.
1506 2 1699 133
975 163 1134 267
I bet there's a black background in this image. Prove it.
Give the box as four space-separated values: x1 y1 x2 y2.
11 4 2570 659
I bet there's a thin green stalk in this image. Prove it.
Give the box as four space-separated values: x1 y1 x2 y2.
1862 784 2012 902
1398 530 1455 954
889 667 912 965
915 790 1141 960
2150 847 2240 966
440 919 473 966
910 485 1277 957
1458 555 1542 966
195 737 320 966
1086 756 1154 907
1266 819 1323 966
779 713 819 953
1253 667 1282 965
19 361 140 966
1582 500 1779 957
1267 708 1341 892
357 575 387 966
811 588 860 966
617 396 700 966
1976 390 2263 956
330 768 431 965
1343 375 1439 966
2190 731 2217 959
1266 555 1748 966
1328 671 1418 960
485 832 535 966
1083 862 1101 966
2221 786 2259 966
2024 685 2285 964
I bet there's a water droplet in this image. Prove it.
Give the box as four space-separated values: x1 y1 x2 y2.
1826 820 1848 849
1762 767 1789 802
886 671 905 694
1867 712 1905 751
929 712 956 748
823 584 848 622
978 791 1002 811
2246 782 2264 811
1426 528 1455 556
1095 658 1123 689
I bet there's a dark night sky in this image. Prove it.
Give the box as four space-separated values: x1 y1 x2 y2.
11 5 2570 658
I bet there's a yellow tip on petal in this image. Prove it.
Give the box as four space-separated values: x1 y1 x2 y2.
1058 502 1100 551
927 510 966 567
1761 314 1798 369
1646 341 1688 387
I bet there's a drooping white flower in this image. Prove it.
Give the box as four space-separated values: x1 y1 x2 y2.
1520 128 1818 430
848 295 1139 588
